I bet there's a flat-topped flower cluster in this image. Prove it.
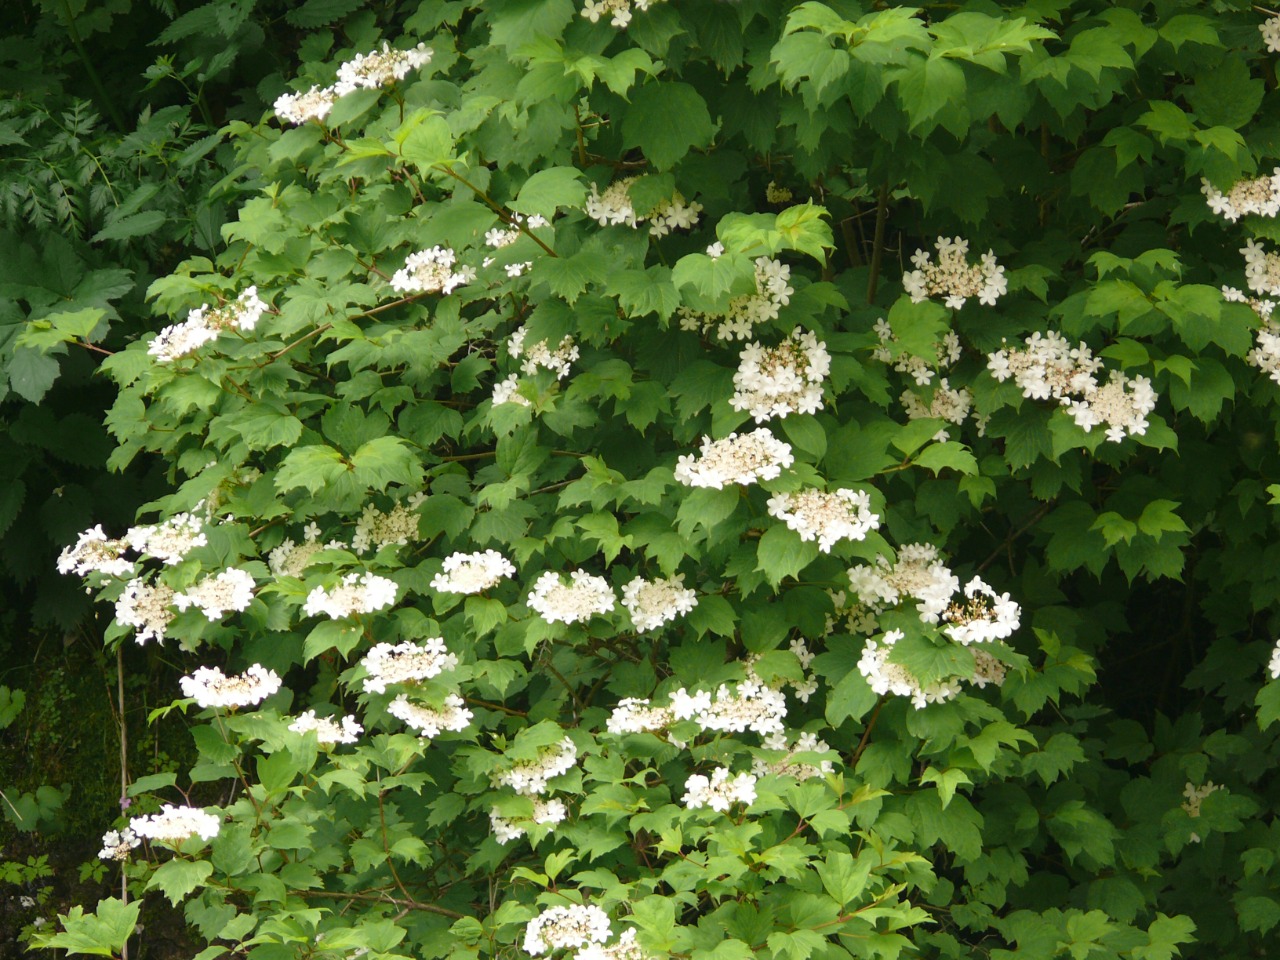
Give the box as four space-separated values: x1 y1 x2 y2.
274 41 432 124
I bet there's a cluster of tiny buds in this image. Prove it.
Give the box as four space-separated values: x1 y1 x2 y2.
431 550 517 594
274 42 431 124
492 737 578 796
173 568 256 621
390 246 476 296
872 318 962 386
766 181 794 204
941 577 1021 645
360 638 458 694
490 797 567 844
753 731 835 781
524 904 612 955
179 663 281 709
387 693 473 738
527 570 615 625
903 237 1007 309
583 176 701 236
620 575 698 631
765 488 880 553
59 509 209 578
149 287 268 363
303 572 398 619
1182 781 1223 843
730 327 831 422
268 522 342 578
1243 239 1280 298
352 495 425 555
674 428 794 489
98 827 141 861
900 378 973 443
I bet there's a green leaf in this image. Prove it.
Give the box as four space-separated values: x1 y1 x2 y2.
349 437 424 490
513 167 587 218
756 524 820 585
32 899 140 957
148 858 214 906
621 82 715 171
890 55 966 132
275 445 348 495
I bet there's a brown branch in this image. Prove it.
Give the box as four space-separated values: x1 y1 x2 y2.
297 889 466 919
866 184 890 304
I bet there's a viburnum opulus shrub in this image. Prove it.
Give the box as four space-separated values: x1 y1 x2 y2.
34 1 1280 958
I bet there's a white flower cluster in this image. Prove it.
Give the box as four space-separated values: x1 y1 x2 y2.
124 510 208 565
268 522 340 577
753 731 835 782
942 577 1021 645
730 327 830 422
98 827 140 861
824 588 879 638
674 428 794 488
274 42 431 124
1244 239 1280 297
1182 781 1223 843
173 568 256 621
130 804 220 844
682 767 758 812
900 378 973 442
857 629 962 709
524 904 612 955
485 213 549 249
605 698 674 735
149 287 268 362
988 330 1157 442
847 543 959 624
620 575 698 631
1262 15 1280 53
490 797 567 844
1268 638 1280 680
872 318 962 386
361 638 458 693
584 176 701 236
352 496 424 555
114 579 176 644
576 928 651 960
57 525 134 577
388 693 473 738
180 664 281 709
492 373 530 408
671 675 788 736
903 237 1007 309
766 181 793 204
527 570 615 625
390 246 475 296
509 324 579 378
766 488 880 553
304 572 398 619
289 710 363 744
1202 170 1280 222
493 737 578 796
580 0 664 29
678 257 795 340
430 550 516 594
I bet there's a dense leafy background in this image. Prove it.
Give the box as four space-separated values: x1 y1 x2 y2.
6 1 1280 959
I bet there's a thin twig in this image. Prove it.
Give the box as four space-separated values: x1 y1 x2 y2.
298 889 466 919
866 184 890 303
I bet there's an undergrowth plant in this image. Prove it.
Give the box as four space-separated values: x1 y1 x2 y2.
35 1 1280 958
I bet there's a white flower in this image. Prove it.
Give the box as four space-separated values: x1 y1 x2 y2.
173 568 256 621
387 693 473 737
268 524 340 577
857 629 961 710
1182 781 1223 843
148 288 268 362
180 664 281 709
430 550 516 594
492 736 578 796
682 767 757 811
900 378 972 442
123 511 208 565
362 638 458 693
847 543 959 624
902 237 1006 308
942 577 1021 644
333 41 432 95
620 575 698 631
766 488 880 553
492 372 531 407
130 804 221 843
1262 14 1280 53
1243 239 1280 298
507 324 579 379
678 257 794 341
304 572 398 618
289 710 363 744
524 905 612 955
1202 170 1280 222
969 648 1008 689
352 500 421 555
114 578 176 644
98 827 141 861
57 525 133 577
674 428 794 488
670 675 787 737
490 798 567 844
390 246 475 295
573 928 653 960
753 731 835 781
606 698 674 735
274 85 339 124
527 570 615 625
584 176 700 235
730 327 830 422
1268 638 1280 680
872 318 962 386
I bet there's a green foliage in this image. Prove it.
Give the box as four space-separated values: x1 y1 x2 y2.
31 2 1280 960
